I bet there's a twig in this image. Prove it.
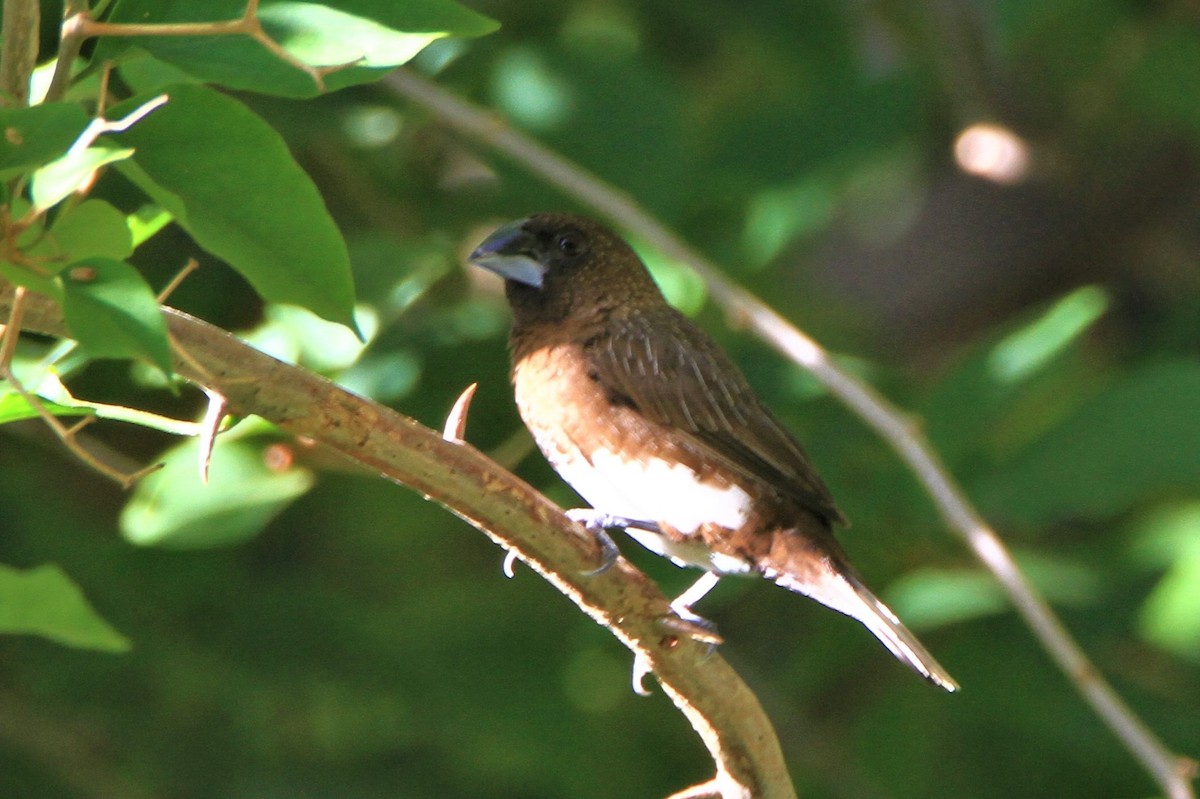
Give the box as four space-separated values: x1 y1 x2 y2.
47 0 359 100
383 68 1197 799
156 258 201 304
1 281 799 799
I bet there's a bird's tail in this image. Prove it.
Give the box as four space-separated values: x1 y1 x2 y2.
764 541 959 692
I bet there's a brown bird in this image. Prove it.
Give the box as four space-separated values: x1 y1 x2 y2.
469 213 958 691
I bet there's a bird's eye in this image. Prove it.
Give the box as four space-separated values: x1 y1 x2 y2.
556 231 585 257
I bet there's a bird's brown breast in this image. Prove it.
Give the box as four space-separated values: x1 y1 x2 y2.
511 328 800 572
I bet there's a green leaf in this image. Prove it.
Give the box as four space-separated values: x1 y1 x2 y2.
975 360 1200 522
59 257 174 376
1134 503 1200 660
30 144 136 212
889 551 1099 629
121 436 314 549
108 85 358 331
0 392 93 424
29 199 135 270
115 50 204 95
0 102 90 179
126 204 174 248
987 285 1109 384
97 0 498 98
0 259 59 298
0 563 131 652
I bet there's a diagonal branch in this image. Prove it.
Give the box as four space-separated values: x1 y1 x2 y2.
383 68 1198 799
0 281 796 799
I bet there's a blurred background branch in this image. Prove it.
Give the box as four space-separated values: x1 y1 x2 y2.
384 67 1197 799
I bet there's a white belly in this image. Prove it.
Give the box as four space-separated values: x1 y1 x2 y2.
543 444 754 574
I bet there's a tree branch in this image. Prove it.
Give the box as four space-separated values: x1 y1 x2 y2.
383 68 1198 799
0 280 796 799
0 0 39 107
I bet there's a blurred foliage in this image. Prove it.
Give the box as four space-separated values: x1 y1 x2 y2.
2 1 1199 798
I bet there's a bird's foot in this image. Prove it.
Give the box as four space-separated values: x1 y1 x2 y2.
564 509 658 576
630 602 721 698
565 509 661 534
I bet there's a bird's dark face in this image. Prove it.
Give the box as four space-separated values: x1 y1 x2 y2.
468 214 662 326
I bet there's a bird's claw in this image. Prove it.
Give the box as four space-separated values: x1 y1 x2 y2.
631 653 654 696
564 508 658 576
580 530 621 576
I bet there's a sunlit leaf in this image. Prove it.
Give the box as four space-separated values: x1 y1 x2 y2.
98 0 498 98
126 204 174 248
0 392 93 425
59 257 174 376
889 551 1100 629
121 436 314 549
30 145 135 211
108 85 359 332
1134 503 1200 659
988 285 1109 383
0 102 90 179
29 199 134 268
0 563 130 652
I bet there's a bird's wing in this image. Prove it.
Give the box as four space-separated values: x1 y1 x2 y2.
589 310 846 526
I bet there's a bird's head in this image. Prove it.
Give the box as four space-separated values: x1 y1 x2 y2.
468 214 663 326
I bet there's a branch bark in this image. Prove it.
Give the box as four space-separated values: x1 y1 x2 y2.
0 0 39 107
0 280 795 799
384 68 1198 799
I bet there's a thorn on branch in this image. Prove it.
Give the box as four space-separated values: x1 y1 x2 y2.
198 387 228 484
442 382 478 443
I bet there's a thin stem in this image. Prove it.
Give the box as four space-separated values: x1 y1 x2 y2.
47 0 356 97
384 68 1197 799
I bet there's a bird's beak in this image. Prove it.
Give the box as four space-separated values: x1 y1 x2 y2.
468 219 546 289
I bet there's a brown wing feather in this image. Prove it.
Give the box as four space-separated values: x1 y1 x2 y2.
589 309 847 526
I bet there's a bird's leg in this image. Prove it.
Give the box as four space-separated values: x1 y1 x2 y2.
662 571 724 644
499 510 656 578
564 508 660 576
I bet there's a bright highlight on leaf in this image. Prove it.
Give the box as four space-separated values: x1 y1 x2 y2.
988 285 1109 383
121 435 315 549
0 563 131 652
1136 503 1200 660
259 2 460 69
127 204 174 248
59 257 174 377
0 392 92 425
98 0 499 98
31 145 135 211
